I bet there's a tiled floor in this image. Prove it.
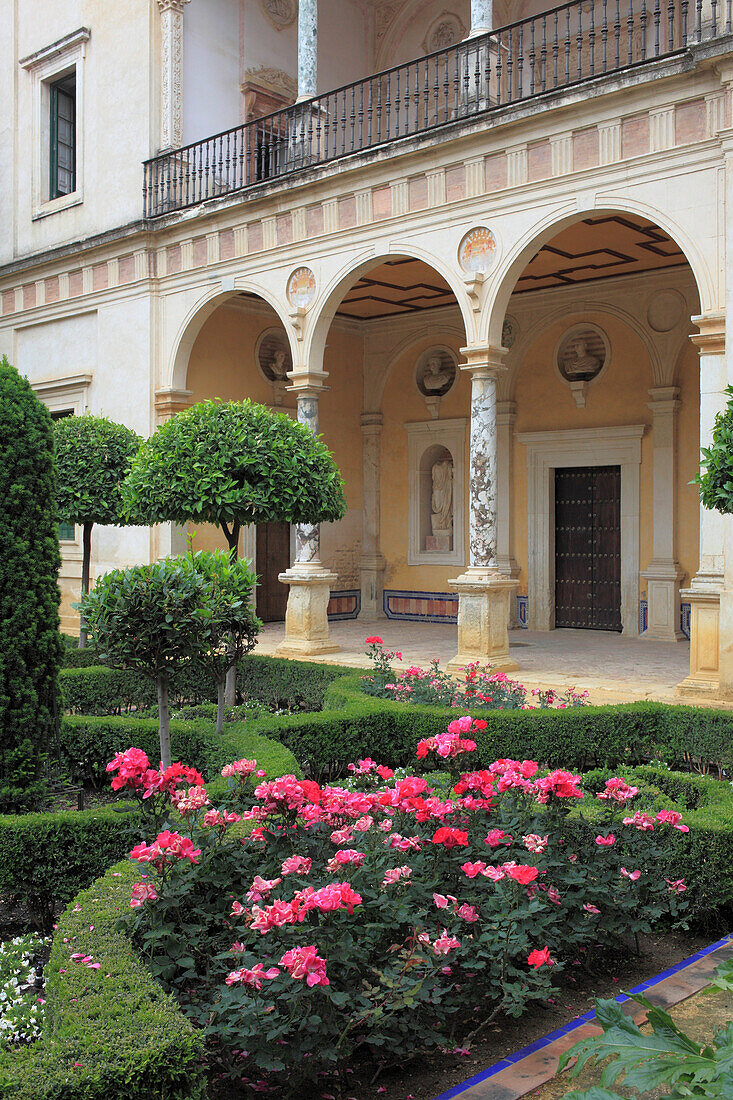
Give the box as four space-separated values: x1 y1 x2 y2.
254 620 708 705
432 935 733 1100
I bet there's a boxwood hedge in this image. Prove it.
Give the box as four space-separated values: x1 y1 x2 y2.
0 862 205 1099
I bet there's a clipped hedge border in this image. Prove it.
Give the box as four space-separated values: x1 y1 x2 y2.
59 654 348 715
0 862 205 1100
1 720 299 930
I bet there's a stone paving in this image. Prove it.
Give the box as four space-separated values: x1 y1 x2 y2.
253 620 709 705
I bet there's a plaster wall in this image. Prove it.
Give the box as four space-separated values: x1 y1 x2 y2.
3 0 153 265
183 0 241 144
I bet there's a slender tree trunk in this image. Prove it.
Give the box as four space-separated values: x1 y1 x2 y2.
216 674 226 736
224 521 242 706
79 521 93 649
157 673 172 768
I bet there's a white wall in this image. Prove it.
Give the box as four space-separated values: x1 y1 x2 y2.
3 0 155 266
183 0 241 144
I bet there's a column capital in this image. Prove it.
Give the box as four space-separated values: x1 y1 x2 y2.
360 412 383 433
154 387 193 422
647 386 681 415
459 344 509 375
287 369 329 396
691 313 726 355
157 0 190 12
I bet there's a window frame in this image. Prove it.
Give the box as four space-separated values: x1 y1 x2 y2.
49 73 77 200
31 372 93 551
19 28 89 220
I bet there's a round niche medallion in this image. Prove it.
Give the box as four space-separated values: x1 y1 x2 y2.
647 290 685 333
286 266 316 310
256 328 292 384
458 227 497 274
416 348 457 398
261 0 297 30
554 323 610 384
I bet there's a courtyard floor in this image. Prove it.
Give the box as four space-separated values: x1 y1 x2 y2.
254 620 709 705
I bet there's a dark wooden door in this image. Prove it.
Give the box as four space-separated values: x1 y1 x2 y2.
554 466 621 632
255 522 291 622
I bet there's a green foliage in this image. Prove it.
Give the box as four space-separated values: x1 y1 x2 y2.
121 399 346 546
561 975 733 1097
81 551 262 764
0 357 62 812
0 716 298 928
59 652 346 715
697 384 733 514
53 415 142 527
0 863 206 1099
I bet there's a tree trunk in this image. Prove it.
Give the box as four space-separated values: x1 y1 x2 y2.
224 521 241 706
216 675 226 736
157 674 172 769
79 521 93 649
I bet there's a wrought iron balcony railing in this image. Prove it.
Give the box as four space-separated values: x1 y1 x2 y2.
143 0 730 218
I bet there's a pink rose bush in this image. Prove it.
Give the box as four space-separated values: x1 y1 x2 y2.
362 638 590 710
117 733 690 1093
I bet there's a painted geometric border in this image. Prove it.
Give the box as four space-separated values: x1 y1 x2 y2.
639 599 690 639
327 589 361 621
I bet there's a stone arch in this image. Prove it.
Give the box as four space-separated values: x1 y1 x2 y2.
305 244 474 380
366 322 466 410
502 300 667 399
482 200 715 350
167 282 295 393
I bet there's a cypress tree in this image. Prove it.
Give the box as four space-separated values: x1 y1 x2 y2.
0 356 62 811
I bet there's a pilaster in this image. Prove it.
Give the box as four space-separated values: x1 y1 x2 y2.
157 0 190 151
359 413 386 621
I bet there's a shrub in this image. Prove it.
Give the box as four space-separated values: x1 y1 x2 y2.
81 551 260 765
0 935 47 1047
0 357 62 812
0 862 205 1099
117 730 689 1091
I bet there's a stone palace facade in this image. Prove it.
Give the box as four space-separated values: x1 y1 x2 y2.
2 0 733 694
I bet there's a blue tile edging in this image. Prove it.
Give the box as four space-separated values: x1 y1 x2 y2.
327 589 361 621
382 590 529 627
639 600 691 640
431 932 733 1100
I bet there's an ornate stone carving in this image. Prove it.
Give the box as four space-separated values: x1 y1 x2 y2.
242 66 297 100
375 1 399 43
261 0 297 30
158 0 189 150
423 12 466 54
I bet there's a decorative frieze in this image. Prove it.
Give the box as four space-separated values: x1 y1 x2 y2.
507 145 528 188
158 0 190 151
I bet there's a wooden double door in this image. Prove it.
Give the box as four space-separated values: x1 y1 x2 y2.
255 522 291 622
554 465 622 632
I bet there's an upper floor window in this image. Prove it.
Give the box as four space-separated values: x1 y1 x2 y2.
49 72 76 199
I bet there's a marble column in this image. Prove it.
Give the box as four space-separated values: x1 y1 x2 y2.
469 0 493 36
641 387 685 642
276 374 339 657
297 0 318 101
157 0 190 151
495 401 520 626
447 347 518 673
679 314 726 695
359 413 386 621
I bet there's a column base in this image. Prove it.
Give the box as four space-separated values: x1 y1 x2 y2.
446 568 519 673
640 562 685 642
275 567 340 658
676 586 720 696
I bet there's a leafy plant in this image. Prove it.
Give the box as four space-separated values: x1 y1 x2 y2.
561 959 733 1098
54 415 142 647
0 357 62 812
696 384 733 515
80 551 260 766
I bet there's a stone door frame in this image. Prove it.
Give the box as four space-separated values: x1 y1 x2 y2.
517 425 645 635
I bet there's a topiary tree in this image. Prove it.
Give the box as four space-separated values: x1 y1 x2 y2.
697 385 733 514
80 551 261 765
121 399 346 698
54 415 142 648
0 356 62 812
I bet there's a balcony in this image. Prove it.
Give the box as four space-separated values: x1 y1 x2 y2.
143 0 730 219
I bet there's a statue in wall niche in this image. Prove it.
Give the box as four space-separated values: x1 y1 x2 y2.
565 338 600 377
417 351 456 404
430 459 454 551
423 355 453 392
